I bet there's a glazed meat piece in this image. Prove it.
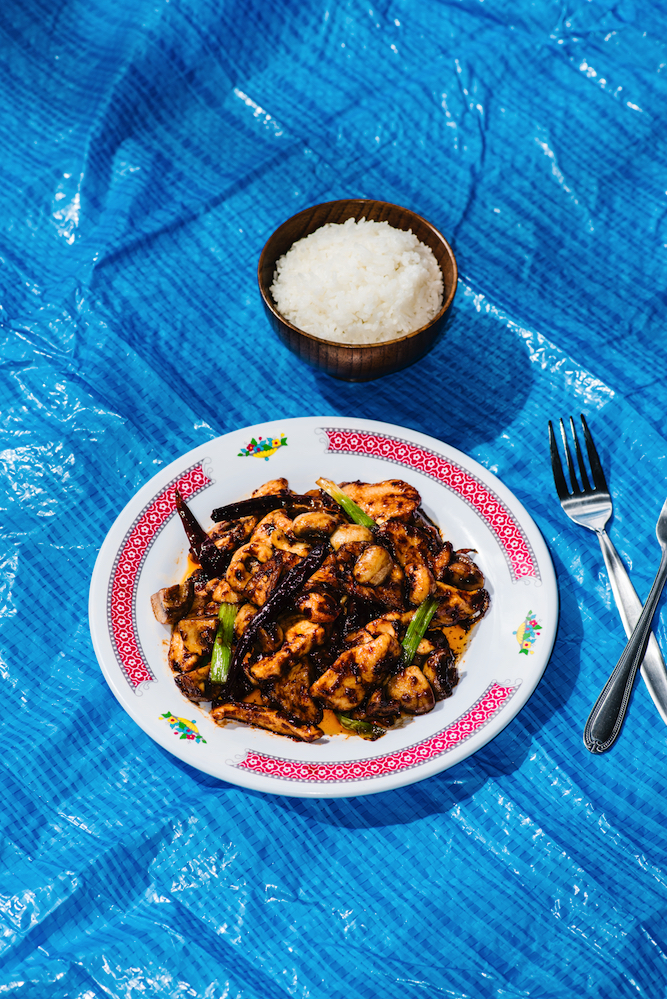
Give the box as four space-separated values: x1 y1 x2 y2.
151 578 194 624
268 658 323 725
386 663 435 714
422 646 459 700
168 616 218 672
249 617 327 682
441 551 485 591
250 509 310 556
211 701 323 742
376 520 435 605
307 543 404 610
433 584 490 627
310 632 401 712
175 663 212 701
243 552 285 607
293 590 341 624
208 516 258 554
226 541 275 594
291 510 341 538
252 478 290 497
339 479 421 524
357 686 401 724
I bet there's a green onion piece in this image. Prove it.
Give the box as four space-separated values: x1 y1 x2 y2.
337 714 387 741
210 603 238 684
400 595 438 668
316 478 376 529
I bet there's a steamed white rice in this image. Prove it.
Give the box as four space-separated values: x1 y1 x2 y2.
270 217 444 344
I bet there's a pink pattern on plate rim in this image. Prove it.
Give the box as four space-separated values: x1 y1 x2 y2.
322 428 538 582
236 682 519 783
108 463 211 688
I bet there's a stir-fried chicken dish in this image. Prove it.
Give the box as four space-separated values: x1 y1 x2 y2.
151 477 490 742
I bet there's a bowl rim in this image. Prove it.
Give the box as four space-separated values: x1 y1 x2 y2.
257 198 458 350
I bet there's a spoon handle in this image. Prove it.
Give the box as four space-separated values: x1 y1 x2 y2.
584 548 667 754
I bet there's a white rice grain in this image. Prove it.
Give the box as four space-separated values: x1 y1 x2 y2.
270 217 444 344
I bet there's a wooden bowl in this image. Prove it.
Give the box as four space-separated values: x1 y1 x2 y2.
257 199 458 381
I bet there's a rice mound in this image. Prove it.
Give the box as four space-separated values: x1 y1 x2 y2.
270 217 444 344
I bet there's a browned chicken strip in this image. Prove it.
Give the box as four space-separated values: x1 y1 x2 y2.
310 632 401 712
386 663 435 714
211 702 323 742
250 618 327 681
151 579 194 624
433 583 490 627
169 616 218 672
268 658 323 725
376 520 435 605
339 479 421 524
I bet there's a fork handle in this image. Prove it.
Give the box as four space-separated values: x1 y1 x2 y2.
584 547 667 753
596 530 667 725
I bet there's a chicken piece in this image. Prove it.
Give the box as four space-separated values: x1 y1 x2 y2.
252 478 290 497
339 479 421 524
244 552 284 607
433 583 490 627
386 663 435 714
441 551 485 591
329 524 374 550
188 574 222 617
307 543 404 610
175 663 212 701
422 647 459 701
251 508 293 544
344 617 399 645
353 546 394 586
168 616 218 672
233 603 284 654
151 578 194 624
234 602 258 637
291 511 341 537
211 702 324 742
431 543 454 580
268 658 323 725
210 578 244 604
250 509 311 557
376 520 435 605
363 686 402 722
208 516 258 554
226 541 275 594
310 633 401 712
293 590 341 624
250 618 327 682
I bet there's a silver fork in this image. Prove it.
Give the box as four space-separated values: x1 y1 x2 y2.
549 415 667 737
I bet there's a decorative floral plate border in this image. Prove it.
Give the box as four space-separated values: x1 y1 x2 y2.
90 417 558 798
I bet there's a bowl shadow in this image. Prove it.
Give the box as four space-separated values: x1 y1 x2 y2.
310 302 533 453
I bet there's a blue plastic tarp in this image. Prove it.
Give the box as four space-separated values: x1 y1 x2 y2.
3 0 667 996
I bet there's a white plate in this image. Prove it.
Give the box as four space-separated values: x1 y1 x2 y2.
89 417 557 798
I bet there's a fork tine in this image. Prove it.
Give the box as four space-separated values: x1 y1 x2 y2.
559 418 581 495
569 416 591 492
580 413 609 493
548 420 570 500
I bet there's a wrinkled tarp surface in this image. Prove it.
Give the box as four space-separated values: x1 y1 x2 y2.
3 0 667 995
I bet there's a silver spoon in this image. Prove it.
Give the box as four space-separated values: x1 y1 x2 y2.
584 495 667 754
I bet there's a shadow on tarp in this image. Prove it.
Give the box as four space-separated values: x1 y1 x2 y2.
311 306 532 455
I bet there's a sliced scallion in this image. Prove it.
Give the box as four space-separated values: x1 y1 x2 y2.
210 603 238 684
316 477 376 529
399 594 438 668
